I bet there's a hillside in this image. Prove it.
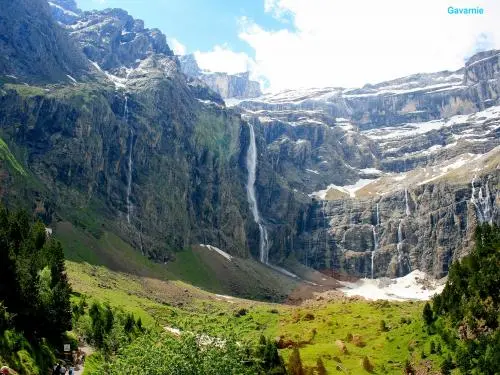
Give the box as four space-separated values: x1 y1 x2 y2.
0 1 499 373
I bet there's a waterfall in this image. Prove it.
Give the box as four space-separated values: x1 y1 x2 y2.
126 129 134 224
471 176 493 224
246 122 269 264
405 188 410 216
376 203 380 226
123 95 134 224
396 220 403 268
371 225 378 279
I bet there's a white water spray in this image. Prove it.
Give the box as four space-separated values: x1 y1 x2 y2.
124 95 133 224
371 225 378 279
405 188 410 216
471 175 493 224
246 123 269 264
396 219 404 273
370 203 381 279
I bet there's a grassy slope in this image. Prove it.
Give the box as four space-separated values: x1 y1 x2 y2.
57 222 299 302
58 223 447 374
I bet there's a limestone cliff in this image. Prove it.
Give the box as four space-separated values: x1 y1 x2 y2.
179 54 262 99
0 0 498 281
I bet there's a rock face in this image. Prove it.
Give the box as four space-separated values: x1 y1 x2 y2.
50 2 174 72
0 0 254 261
178 54 202 77
237 52 500 278
0 0 90 84
0 0 498 280
179 54 262 99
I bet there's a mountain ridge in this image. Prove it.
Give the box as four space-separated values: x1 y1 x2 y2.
0 0 498 282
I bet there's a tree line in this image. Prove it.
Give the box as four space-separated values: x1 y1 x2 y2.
0 205 72 372
423 224 500 374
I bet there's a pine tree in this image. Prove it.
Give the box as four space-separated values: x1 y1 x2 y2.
422 302 433 325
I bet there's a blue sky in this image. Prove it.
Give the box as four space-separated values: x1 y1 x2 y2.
76 0 293 58
76 0 500 91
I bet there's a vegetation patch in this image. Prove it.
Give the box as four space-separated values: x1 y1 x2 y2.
0 137 27 176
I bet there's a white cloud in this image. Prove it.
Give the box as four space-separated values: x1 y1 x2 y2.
238 0 500 91
194 45 256 75
167 37 187 56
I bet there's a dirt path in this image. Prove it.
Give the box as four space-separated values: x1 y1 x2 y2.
73 346 93 375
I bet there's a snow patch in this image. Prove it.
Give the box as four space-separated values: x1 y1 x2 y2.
340 270 445 301
66 75 77 84
200 244 232 261
359 167 383 175
309 178 376 199
48 1 79 17
306 169 320 175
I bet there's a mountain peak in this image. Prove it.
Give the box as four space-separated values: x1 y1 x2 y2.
50 1 174 72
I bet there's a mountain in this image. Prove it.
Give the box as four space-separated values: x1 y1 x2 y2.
1 0 253 264
235 51 500 278
0 0 90 84
0 0 498 285
179 54 262 99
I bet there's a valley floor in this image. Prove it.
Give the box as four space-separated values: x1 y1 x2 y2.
60 223 447 374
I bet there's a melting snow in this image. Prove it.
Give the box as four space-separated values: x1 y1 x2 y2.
306 169 320 175
48 1 79 17
197 99 223 108
309 178 376 199
359 167 383 175
200 244 232 261
363 105 500 141
66 75 77 84
340 270 445 301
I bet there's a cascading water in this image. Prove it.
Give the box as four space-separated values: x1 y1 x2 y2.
126 129 134 224
123 95 134 224
246 123 269 264
370 203 381 279
471 175 493 224
371 225 378 279
405 188 410 216
396 219 403 272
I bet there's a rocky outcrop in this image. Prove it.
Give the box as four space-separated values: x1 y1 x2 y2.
237 51 500 278
179 54 262 99
0 0 255 263
50 2 174 72
292 173 499 278
199 72 262 99
0 0 90 84
178 54 201 77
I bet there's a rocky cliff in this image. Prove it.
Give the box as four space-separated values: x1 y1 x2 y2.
179 54 262 99
0 0 498 281
0 0 90 84
236 52 500 278
0 0 257 262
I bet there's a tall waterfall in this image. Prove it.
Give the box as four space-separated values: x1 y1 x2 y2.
376 203 380 226
371 225 378 279
246 123 269 264
396 220 403 270
471 175 493 224
124 95 134 224
405 188 410 216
